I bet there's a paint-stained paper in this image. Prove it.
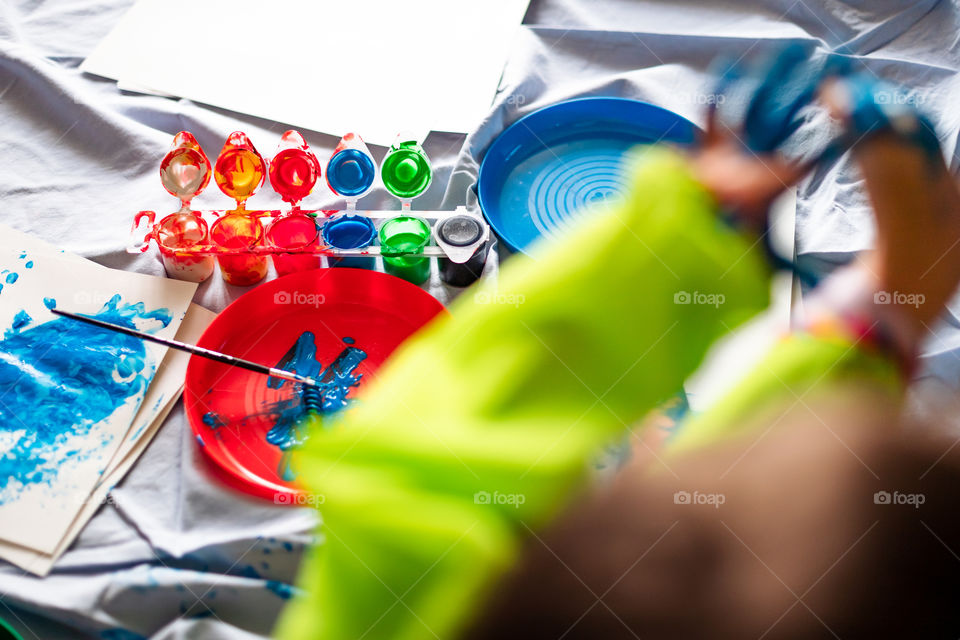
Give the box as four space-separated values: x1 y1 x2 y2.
0 303 215 575
0 230 196 555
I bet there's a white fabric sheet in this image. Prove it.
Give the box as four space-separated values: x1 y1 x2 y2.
2 0 959 638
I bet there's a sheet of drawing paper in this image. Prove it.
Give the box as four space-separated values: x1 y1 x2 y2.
80 0 531 145
101 303 215 476
0 246 196 554
0 303 216 575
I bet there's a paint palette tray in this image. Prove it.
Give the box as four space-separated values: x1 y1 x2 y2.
129 131 491 288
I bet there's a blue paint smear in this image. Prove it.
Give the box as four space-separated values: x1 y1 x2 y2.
43 297 56 310
266 580 295 600
25 261 33 269
17 252 26 260
201 333 366 482
5 272 18 284
266 332 366 481
0 294 172 503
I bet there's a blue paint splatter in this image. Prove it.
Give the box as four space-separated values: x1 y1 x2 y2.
25 261 33 269
265 333 366 480
0 295 172 503
266 580 295 600
43 297 56 310
5 272 18 284
17 252 26 260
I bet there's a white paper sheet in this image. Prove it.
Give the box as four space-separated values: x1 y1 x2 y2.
0 303 216 575
81 0 530 145
0 239 196 554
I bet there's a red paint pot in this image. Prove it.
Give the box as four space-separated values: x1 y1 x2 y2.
266 213 321 275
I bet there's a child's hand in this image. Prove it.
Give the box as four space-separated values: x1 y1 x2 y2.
690 107 809 229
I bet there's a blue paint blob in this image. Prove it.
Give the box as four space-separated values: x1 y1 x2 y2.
43 297 56 310
239 565 262 579
282 541 294 552
25 261 33 269
0 294 172 503
195 434 205 448
5 272 18 284
265 580 295 600
342 336 355 344
17 252 26 260
10 310 31 332
264 332 366 481
202 412 226 429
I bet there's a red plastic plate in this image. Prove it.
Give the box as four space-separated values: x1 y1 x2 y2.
185 268 446 501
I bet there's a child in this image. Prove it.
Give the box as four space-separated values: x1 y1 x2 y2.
275 71 960 639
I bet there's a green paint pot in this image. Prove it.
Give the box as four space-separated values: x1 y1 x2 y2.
380 140 432 200
379 216 431 285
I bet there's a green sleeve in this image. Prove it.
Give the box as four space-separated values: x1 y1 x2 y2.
274 148 771 640
667 330 902 456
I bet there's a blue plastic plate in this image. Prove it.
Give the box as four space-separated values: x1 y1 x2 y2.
478 97 698 254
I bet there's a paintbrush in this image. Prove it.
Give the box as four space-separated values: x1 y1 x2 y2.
50 308 320 388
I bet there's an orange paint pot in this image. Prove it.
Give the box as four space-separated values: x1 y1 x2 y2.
210 214 268 286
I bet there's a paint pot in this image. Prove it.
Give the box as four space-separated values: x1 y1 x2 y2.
322 214 378 270
210 214 268 285
269 130 321 205
214 132 266 208
160 131 212 209
266 213 321 276
326 133 376 200
437 215 488 287
379 216 431 285
156 212 215 282
380 135 432 201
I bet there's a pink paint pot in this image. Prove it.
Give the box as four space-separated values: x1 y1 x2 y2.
265 213 321 276
210 214 268 286
156 212 215 283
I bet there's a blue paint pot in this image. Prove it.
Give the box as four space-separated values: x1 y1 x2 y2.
327 149 376 197
322 214 378 269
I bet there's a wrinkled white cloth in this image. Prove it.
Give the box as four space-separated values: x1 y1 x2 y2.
2 0 959 638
